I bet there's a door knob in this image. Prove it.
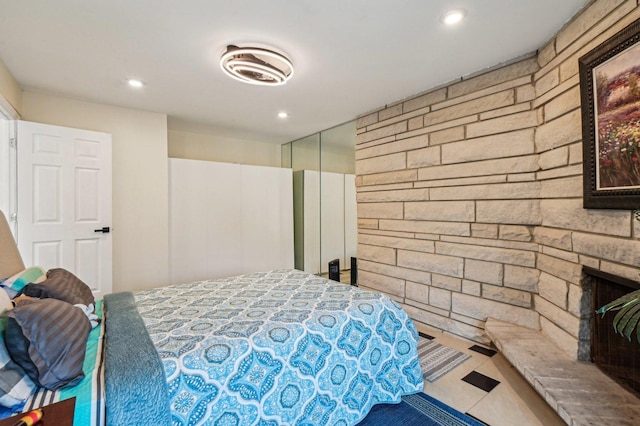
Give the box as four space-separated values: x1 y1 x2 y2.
94 227 110 233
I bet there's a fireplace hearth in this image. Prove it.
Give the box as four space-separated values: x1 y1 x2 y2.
585 267 640 398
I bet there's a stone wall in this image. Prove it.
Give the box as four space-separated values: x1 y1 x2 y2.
355 0 640 360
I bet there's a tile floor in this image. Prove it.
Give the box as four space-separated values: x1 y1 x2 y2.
323 273 565 425
415 323 566 426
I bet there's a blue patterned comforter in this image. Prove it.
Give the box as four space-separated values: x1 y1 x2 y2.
133 270 423 425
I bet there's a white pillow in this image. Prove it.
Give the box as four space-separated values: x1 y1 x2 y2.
0 289 11 314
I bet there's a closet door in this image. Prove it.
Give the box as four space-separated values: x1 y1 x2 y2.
169 159 293 284
169 159 241 283
320 171 345 273
303 170 320 274
240 164 294 273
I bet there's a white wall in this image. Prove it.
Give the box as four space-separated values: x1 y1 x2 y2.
0 119 10 220
168 129 281 167
21 91 169 293
0 60 22 224
0 59 21 114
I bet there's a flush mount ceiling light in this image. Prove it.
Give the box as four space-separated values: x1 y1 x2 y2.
220 45 294 86
441 9 466 25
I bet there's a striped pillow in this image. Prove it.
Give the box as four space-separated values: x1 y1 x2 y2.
3 298 90 390
22 268 94 306
0 319 35 410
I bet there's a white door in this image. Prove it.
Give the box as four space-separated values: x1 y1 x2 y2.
16 121 112 298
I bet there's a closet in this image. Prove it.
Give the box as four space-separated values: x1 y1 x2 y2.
169 158 294 284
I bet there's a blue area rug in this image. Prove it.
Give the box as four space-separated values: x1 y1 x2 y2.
359 392 486 426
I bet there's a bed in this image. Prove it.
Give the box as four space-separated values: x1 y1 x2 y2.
0 212 423 425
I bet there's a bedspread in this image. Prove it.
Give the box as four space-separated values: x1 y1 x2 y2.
134 270 423 425
104 292 171 426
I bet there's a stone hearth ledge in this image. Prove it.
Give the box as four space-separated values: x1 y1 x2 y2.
485 317 640 425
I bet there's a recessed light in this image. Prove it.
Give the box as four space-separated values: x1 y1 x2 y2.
278 112 289 119
441 9 466 25
127 79 144 88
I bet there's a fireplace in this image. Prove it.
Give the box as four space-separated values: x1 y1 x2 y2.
585 267 640 398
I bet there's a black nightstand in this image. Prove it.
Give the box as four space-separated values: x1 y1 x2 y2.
0 397 75 426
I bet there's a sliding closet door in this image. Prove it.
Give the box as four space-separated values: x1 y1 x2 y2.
303 170 320 273
169 160 242 282
320 171 345 273
169 159 293 284
240 165 294 273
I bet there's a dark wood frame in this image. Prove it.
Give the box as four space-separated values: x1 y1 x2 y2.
580 18 640 209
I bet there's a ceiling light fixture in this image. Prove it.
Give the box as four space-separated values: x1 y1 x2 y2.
220 45 294 86
127 79 144 88
278 112 289 119
441 9 466 25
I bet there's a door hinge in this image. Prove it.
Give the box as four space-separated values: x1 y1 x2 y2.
9 213 17 223
9 138 16 149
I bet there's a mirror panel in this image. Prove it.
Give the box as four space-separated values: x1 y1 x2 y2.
284 120 356 282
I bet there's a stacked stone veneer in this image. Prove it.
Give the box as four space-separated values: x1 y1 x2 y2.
355 0 640 360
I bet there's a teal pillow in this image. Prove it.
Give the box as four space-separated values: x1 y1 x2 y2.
1 267 46 295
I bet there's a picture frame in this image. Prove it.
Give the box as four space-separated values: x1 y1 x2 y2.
580 18 640 209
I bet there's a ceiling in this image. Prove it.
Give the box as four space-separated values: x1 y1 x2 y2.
0 0 590 145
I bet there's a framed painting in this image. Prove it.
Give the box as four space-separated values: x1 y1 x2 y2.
580 18 640 209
